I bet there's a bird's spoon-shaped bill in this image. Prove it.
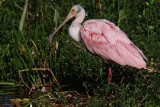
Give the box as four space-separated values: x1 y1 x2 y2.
48 12 74 43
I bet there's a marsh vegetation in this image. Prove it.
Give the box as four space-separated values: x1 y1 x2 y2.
0 0 160 106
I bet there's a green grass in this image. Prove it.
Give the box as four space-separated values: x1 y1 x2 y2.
0 0 160 106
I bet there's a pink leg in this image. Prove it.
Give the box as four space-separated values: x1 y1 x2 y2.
106 66 112 96
108 66 112 85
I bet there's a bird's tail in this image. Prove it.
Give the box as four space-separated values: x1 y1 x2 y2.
132 44 148 61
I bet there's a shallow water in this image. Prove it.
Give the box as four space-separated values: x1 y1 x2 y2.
0 86 29 107
0 95 11 107
0 94 31 107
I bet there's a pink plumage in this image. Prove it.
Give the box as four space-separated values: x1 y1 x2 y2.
48 5 147 84
80 19 147 69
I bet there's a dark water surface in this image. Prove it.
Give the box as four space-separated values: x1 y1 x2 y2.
0 86 29 107
0 95 11 107
0 94 30 107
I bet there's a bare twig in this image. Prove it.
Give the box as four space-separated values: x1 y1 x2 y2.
14 2 33 16
19 65 62 95
39 62 62 91
145 67 160 74
19 70 30 89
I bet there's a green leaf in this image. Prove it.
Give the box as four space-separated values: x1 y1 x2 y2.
19 0 29 32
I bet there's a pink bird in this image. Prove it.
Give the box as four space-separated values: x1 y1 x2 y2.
48 5 147 85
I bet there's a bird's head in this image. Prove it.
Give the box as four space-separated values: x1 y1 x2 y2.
48 5 82 43
68 5 82 18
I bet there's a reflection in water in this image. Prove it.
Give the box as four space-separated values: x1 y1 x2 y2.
0 96 11 107
0 94 30 107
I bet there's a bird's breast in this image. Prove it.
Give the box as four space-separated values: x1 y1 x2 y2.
69 22 81 42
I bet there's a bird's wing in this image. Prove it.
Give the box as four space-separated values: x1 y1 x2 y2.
80 19 147 69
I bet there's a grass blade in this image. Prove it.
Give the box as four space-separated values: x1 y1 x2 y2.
19 0 29 32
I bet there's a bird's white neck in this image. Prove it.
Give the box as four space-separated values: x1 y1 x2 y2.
69 6 85 42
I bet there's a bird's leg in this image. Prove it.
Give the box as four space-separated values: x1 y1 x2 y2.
106 64 112 97
108 64 112 85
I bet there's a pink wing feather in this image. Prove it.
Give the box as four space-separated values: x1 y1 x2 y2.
80 19 147 69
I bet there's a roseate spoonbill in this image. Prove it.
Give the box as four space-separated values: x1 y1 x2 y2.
48 5 147 85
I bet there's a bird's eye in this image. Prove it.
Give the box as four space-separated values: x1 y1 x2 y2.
71 9 75 12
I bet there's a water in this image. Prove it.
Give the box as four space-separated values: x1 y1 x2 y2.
0 84 25 107
0 95 11 107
